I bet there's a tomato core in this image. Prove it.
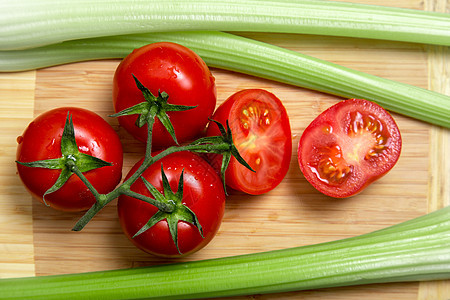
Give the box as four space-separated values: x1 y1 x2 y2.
234 103 274 169
346 111 390 160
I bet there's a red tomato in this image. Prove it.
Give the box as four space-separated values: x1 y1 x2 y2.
297 99 402 198
206 89 292 195
117 152 225 257
113 42 217 148
16 107 123 211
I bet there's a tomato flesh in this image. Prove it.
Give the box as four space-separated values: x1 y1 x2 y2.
207 89 292 195
298 99 401 198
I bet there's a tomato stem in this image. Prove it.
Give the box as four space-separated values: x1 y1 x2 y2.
144 114 155 159
72 124 248 230
70 128 225 230
121 189 175 213
72 200 108 231
68 162 101 199
72 83 252 231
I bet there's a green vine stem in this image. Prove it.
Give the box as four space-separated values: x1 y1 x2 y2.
71 140 237 231
70 76 253 231
16 74 252 234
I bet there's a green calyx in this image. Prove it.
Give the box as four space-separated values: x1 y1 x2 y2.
110 74 196 145
190 119 254 194
134 164 203 255
16 112 112 204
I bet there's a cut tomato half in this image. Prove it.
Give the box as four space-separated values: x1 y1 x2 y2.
206 89 292 195
298 98 402 198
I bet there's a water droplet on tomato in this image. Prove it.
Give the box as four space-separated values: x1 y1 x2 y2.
16 136 24 144
46 138 57 151
78 145 89 153
89 140 100 153
322 125 333 134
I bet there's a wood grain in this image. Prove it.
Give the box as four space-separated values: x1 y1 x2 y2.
418 1 450 299
0 71 36 279
0 0 449 299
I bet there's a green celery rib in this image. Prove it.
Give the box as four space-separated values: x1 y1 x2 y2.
1 0 450 50
1 31 449 128
1 205 449 299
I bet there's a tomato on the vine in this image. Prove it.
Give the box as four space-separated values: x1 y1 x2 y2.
16 107 123 211
117 151 225 257
206 89 292 195
297 98 402 198
113 42 217 148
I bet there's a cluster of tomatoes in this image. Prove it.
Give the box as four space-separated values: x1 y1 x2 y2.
15 42 402 258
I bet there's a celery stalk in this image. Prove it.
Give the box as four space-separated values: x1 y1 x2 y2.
1 205 449 299
1 0 450 50
1 31 449 128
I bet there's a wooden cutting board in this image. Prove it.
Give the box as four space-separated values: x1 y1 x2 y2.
1 0 449 299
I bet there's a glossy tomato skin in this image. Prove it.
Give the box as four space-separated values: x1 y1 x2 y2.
16 107 123 211
117 152 225 257
298 99 402 198
206 89 292 195
113 42 217 148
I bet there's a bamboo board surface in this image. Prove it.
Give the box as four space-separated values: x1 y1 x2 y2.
1 0 449 299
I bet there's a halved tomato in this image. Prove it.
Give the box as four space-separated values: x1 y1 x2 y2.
206 89 292 195
297 98 402 198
